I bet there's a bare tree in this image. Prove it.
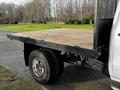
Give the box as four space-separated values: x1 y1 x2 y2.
0 0 95 24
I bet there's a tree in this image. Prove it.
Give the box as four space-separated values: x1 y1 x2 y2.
0 0 95 24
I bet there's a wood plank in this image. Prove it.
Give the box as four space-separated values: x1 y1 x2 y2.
10 28 94 49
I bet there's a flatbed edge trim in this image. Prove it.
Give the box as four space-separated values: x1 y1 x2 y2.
7 34 98 59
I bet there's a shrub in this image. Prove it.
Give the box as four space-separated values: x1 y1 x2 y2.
90 17 94 24
65 19 82 24
82 18 90 24
74 20 82 24
10 18 18 24
82 17 94 24
0 16 10 24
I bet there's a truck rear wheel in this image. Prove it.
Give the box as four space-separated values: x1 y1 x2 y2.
29 49 61 84
45 49 64 77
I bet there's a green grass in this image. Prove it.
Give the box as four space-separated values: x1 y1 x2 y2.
1 23 94 31
0 65 43 90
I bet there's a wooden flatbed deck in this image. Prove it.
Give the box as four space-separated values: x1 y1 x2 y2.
8 29 97 59
9 29 93 49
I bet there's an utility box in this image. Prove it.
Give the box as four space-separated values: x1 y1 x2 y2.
94 0 118 62
96 0 117 19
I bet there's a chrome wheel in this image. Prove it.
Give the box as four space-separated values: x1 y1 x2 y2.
32 57 45 77
29 49 63 84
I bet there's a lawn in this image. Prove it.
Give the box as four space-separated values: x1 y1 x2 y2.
0 65 43 90
1 23 94 31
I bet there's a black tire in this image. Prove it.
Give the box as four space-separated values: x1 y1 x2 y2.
54 52 64 77
29 49 59 84
57 58 64 77
45 49 64 77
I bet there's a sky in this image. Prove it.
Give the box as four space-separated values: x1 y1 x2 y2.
0 0 29 5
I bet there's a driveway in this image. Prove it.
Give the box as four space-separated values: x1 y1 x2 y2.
0 30 112 90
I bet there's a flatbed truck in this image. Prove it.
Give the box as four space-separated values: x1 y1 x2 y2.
7 0 120 89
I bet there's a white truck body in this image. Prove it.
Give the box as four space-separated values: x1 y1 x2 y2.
109 0 120 89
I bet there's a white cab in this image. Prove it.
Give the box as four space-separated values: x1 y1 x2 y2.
109 0 120 84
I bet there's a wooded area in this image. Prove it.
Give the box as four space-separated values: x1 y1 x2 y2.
0 0 95 24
